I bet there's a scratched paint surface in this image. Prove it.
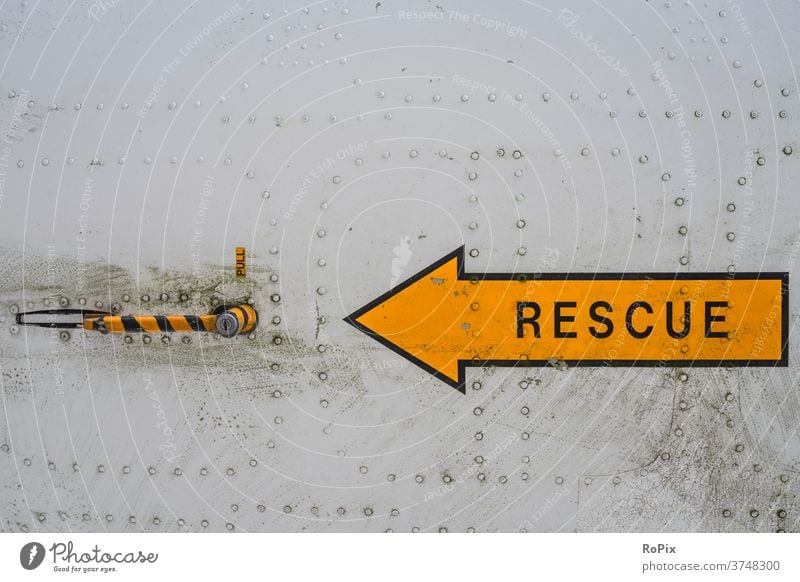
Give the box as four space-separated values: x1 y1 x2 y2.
0 0 799 532
350 248 787 389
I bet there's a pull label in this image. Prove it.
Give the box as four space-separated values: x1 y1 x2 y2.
235 247 246 278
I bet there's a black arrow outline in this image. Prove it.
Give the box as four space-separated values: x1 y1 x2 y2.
344 247 789 393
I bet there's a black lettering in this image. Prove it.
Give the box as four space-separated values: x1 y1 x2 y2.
516 302 541 338
626 301 654 339
705 301 728 338
554 301 577 338
666 301 691 339
589 301 613 338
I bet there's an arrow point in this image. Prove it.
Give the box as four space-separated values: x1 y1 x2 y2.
345 248 468 392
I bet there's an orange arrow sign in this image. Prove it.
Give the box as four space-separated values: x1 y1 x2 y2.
345 247 788 393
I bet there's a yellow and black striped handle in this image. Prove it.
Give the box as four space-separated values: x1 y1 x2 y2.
84 304 257 337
